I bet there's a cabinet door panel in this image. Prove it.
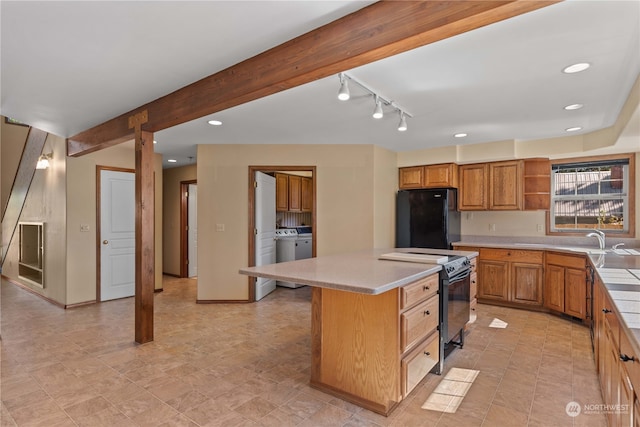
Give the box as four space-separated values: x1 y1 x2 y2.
511 263 543 306
478 260 509 301
458 164 488 210
564 268 586 319
301 177 313 212
275 173 289 211
544 264 565 312
288 175 301 211
399 167 424 189
424 164 456 188
489 161 522 210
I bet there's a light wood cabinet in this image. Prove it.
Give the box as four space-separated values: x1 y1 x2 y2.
469 257 478 324
398 163 458 189
458 164 489 210
489 160 522 210
275 173 313 213
275 173 289 212
310 272 440 415
544 252 587 320
301 176 313 212
399 166 424 189
523 158 551 210
458 158 549 211
595 275 639 427
476 248 543 307
288 175 301 211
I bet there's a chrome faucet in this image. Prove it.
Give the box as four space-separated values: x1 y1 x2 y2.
587 229 606 250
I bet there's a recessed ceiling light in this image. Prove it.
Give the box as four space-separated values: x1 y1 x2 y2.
153 140 158 144
167 159 177 163
566 127 582 132
454 133 468 138
208 120 222 126
564 104 584 110
563 63 590 74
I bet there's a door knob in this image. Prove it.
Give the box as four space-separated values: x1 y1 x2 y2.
103 240 108 245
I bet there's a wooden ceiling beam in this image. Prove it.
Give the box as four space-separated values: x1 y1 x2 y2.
67 0 559 157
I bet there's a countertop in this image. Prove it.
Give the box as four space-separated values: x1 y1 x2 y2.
589 252 640 356
456 239 640 358
240 247 478 295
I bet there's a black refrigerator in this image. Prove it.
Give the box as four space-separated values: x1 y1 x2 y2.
396 188 461 249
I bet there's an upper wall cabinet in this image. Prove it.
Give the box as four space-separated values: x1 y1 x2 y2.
399 163 458 190
457 158 550 211
458 163 489 210
275 172 313 213
489 160 522 210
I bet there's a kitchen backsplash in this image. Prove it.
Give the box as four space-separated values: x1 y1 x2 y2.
277 211 312 228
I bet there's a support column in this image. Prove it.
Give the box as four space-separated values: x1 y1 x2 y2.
129 111 154 344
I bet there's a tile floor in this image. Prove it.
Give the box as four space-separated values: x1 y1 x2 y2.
1 276 606 426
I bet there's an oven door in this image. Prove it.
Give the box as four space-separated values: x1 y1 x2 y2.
445 269 471 344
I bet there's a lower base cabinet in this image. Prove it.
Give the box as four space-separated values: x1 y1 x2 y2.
473 248 543 307
594 274 639 427
544 252 587 319
310 272 440 416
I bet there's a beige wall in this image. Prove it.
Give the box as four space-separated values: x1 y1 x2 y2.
3 133 67 304
65 141 164 305
196 144 396 301
373 145 399 248
162 164 197 276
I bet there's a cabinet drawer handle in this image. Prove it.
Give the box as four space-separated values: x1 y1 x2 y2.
602 308 612 314
424 351 431 356
423 285 430 291
620 354 636 362
424 310 430 316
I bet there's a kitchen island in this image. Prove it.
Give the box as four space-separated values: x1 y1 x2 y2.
240 248 477 415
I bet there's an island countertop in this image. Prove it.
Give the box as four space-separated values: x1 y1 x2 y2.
240 247 477 295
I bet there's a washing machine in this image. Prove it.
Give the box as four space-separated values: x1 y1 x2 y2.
275 228 312 288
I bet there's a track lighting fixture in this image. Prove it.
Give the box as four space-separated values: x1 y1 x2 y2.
372 96 383 119
337 73 412 131
337 73 350 101
398 113 408 132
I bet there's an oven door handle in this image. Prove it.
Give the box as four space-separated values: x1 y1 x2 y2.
447 268 471 284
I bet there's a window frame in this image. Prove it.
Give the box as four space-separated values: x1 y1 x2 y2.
546 153 636 238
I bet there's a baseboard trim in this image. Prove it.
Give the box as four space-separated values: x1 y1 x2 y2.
65 300 97 309
196 299 250 304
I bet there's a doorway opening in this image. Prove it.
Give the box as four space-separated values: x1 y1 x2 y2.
180 180 197 278
247 166 316 302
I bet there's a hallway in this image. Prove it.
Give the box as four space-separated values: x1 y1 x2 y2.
1 276 605 426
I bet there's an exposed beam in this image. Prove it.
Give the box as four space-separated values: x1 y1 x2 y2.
67 0 559 156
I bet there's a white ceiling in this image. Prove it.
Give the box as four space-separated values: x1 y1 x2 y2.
2 1 639 169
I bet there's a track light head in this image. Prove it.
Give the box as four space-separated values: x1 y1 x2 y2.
372 96 383 119
337 74 350 101
397 112 408 132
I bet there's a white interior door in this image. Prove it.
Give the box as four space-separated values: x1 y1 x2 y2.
188 183 198 277
254 171 276 301
100 170 135 301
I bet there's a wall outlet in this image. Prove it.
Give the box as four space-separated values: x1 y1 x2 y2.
216 224 225 232
537 224 544 233
80 224 90 232
489 223 496 232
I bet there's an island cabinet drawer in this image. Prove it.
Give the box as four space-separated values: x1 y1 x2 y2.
480 248 543 263
402 331 439 398
400 274 439 310
619 328 640 390
401 294 439 353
